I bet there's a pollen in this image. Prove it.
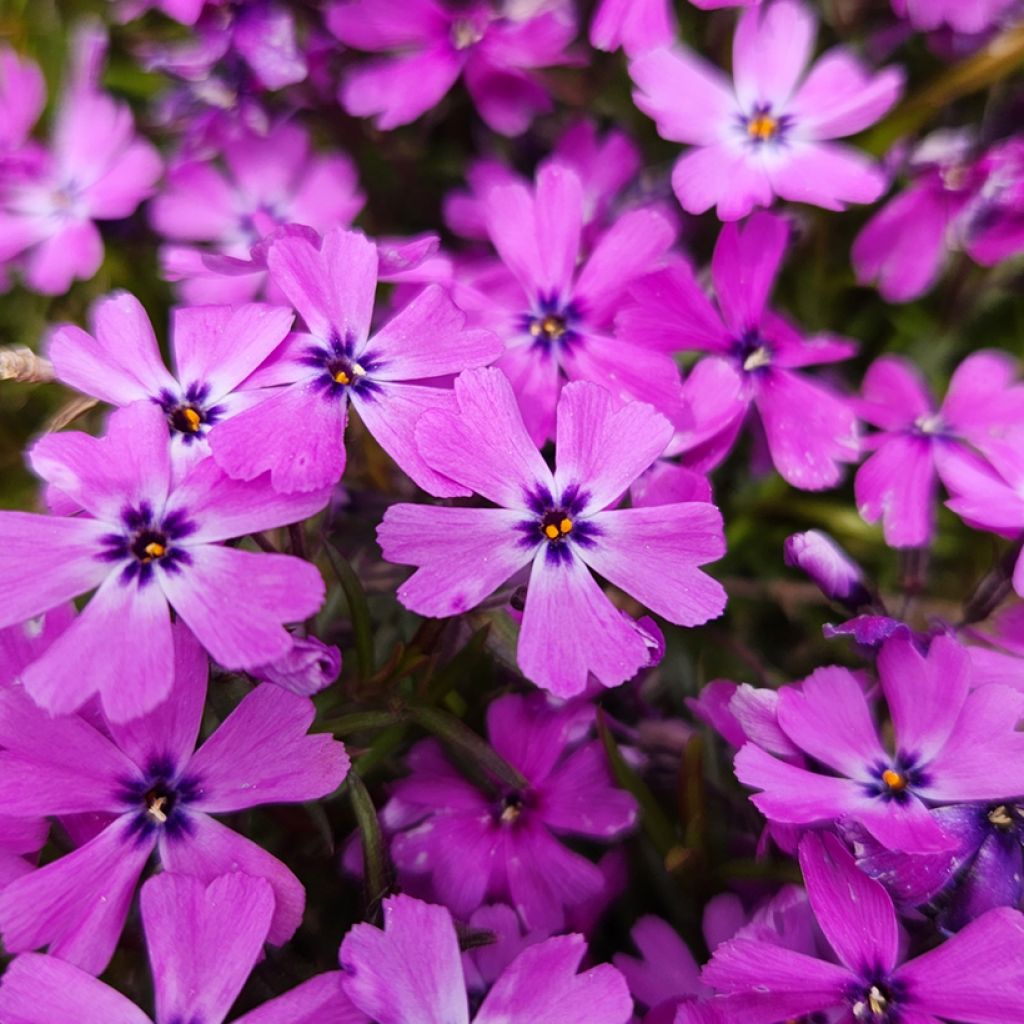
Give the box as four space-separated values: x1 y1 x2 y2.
544 523 560 540
747 113 778 141
181 407 201 431
530 314 567 341
333 369 350 385
143 541 166 561
882 769 907 791
743 346 772 371
559 518 573 534
147 795 168 823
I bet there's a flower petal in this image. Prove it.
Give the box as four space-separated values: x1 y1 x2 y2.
733 0 816 110
711 212 788 336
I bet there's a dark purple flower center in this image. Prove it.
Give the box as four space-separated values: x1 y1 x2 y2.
848 978 903 1023
865 755 929 804
99 502 196 588
739 103 793 146
303 330 383 403
734 328 773 373
517 483 601 565
119 758 202 843
521 296 581 355
155 382 224 444
496 789 535 826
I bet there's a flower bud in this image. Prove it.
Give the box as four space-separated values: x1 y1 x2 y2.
252 635 341 696
784 530 871 609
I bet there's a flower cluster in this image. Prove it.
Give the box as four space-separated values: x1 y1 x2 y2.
0 0 1023 1021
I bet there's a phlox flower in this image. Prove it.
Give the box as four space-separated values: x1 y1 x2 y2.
455 161 680 444
735 632 1024 854
378 369 727 695
150 122 364 304
704 832 1024 1024
619 212 860 490
384 693 636 930
0 625 349 975
855 351 1024 547
339 893 632 1024
327 0 577 135
48 291 295 470
209 227 500 494
0 873 365 1023
0 401 328 720
892 0 1019 34
629 0 903 220
0 28 161 294
854 134 1024 302
783 530 871 609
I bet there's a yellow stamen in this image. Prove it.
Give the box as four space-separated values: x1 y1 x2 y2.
747 114 778 141
882 769 906 791
143 541 166 560
743 346 772 372
500 803 521 823
147 795 168 823
989 805 1013 827
182 407 201 431
544 524 560 540
559 518 573 534
334 370 350 385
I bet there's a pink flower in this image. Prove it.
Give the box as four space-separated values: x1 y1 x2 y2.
629 0 903 220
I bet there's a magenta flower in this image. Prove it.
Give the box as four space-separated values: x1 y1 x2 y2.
629 0 903 220
340 893 632 1024
704 832 1024 1023
328 0 577 135
735 632 1024 853
0 625 349 974
0 873 365 1023
0 401 328 720
855 351 1024 547
590 0 675 56
853 134 1024 302
619 213 860 490
209 227 500 494
251 633 342 696
0 31 161 294
892 0 1018 34
456 161 680 444
378 369 727 695
783 530 870 608
151 122 364 304
384 693 636 930
48 291 295 469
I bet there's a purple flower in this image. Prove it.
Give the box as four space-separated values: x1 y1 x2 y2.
705 832 1024 1023
455 161 680 444
378 369 727 695
151 122 364 304
784 530 871 608
328 0 577 135
735 632 1024 853
48 291 295 470
892 0 1018 34
854 133 1024 302
384 693 636 930
0 29 161 294
0 624 349 973
855 351 1024 547
251 633 342 696
0 401 328 720
209 227 501 495
620 213 860 490
339 892 632 1023
629 0 903 220
0 873 365 1023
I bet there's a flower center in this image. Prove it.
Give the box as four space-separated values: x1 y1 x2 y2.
913 412 944 436
747 113 779 141
144 782 176 824
541 512 573 542
530 314 568 342
881 769 907 792
852 984 892 1022
131 528 168 564
988 804 1018 829
451 16 486 49
500 793 524 824
170 404 203 434
329 357 367 387
742 345 772 371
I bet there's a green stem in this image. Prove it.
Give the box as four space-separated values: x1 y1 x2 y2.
324 541 374 682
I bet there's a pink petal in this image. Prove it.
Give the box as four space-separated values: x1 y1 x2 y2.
590 0 675 55
766 142 887 212
858 355 933 430
142 873 274 1024
149 161 238 240
629 46 736 146
798 833 899 975
339 894 470 1024
83 138 162 219
732 0 816 110
614 916 704 1010
380 505 532 616
463 62 551 137
581 504 727 625
0 953 151 1024
711 212 788 335
22 568 174 723
159 812 304 946
234 973 366 1024
0 513 109 629
326 0 447 50
367 284 500 382
495 341 562 446
187 684 349 813
518 549 650 696
790 49 903 140
553 381 674 511
0 48 46 150
539 743 638 839
23 219 104 295
0 816 153 974
475 934 632 1024
483 181 543 296
854 435 937 547
413 366 554 508
208 380 348 494
160 544 324 670
671 144 774 221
